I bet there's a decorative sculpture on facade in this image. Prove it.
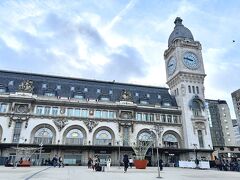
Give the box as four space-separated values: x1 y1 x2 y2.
120 89 132 101
119 111 133 119
53 119 68 131
84 120 98 132
18 80 34 93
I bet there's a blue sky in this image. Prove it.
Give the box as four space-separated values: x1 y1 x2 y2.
0 0 240 118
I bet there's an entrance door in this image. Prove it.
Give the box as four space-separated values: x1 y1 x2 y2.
64 154 82 166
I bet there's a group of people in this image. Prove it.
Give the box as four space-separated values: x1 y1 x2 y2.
215 158 240 171
88 155 112 171
52 155 64 168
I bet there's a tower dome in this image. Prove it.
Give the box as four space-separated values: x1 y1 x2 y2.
168 17 194 47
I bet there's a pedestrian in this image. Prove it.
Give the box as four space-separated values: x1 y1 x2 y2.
58 156 64 168
52 155 58 167
88 157 93 169
123 154 129 173
129 157 133 168
159 159 163 171
106 156 111 171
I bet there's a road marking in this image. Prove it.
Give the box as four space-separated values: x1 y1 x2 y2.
25 167 51 180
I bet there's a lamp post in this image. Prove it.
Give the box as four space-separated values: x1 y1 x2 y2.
148 125 164 178
193 143 198 168
38 143 43 166
13 137 24 169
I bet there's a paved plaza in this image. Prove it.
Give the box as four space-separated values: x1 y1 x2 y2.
0 166 240 180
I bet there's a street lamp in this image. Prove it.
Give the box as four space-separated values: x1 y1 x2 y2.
193 143 199 168
13 137 24 168
148 125 164 178
38 143 43 166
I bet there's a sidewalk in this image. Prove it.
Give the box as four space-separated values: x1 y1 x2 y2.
0 166 239 180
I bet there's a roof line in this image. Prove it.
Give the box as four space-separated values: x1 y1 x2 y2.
0 69 168 90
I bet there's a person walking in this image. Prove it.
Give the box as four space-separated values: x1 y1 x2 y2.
159 159 163 171
129 157 133 168
88 157 93 169
58 156 64 168
52 155 58 167
106 156 111 171
123 154 129 173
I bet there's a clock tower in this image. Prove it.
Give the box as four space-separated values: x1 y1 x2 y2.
164 17 212 157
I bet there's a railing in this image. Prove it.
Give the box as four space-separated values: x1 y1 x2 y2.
65 138 84 145
94 139 113 146
33 137 53 144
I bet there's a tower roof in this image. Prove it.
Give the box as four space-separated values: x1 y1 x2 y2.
168 17 194 47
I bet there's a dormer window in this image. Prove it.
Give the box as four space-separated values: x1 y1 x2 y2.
158 95 161 99
135 93 139 97
44 92 55 97
84 88 88 92
97 89 101 93
140 100 149 105
100 97 110 101
0 87 6 93
163 102 171 106
42 84 47 89
109 90 113 95
70 87 75 91
74 94 84 100
8 81 14 86
147 94 150 98
56 85 61 90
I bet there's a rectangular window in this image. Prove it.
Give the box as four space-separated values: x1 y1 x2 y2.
188 85 191 93
167 115 172 123
136 113 142 121
36 106 44 115
109 111 116 119
67 108 74 117
161 114 166 123
97 89 101 93
150 114 154 121
44 106 51 115
102 111 108 118
143 113 147 121
95 110 101 118
12 122 22 143
198 130 204 148
173 116 178 123
0 88 6 93
84 88 88 92
74 108 81 116
81 109 88 118
74 95 84 100
192 86 195 94
109 90 113 95
196 86 199 94
52 107 59 116
0 103 7 113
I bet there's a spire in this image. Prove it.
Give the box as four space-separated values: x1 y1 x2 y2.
174 17 183 26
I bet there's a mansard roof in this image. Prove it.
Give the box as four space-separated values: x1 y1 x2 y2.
0 70 178 107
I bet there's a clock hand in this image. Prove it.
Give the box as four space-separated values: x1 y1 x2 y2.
184 57 193 61
168 64 173 68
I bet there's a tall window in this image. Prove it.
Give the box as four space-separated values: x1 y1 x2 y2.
161 114 166 123
163 134 178 148
36 106 44 115
44 106 51 115
74 108 81 116
12 122 22 143
136 113 142 121
67 108 74 117
188 85 191 93
192 86 195 94
198 130 204 148
102 111 108 118
196 86 199 94
167 115 172 123
0 103 7 113
52 107 59 116
81 109 88 118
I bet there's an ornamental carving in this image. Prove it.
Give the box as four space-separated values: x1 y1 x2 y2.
18 80 34 93
120 111 133 119
120 89 132 101
8 114 30 128
53 119 68 131
193 122 206 135
84 120 98 132
118 122 134 133
13 104 30 114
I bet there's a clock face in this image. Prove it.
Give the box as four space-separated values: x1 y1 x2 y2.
183 52 199 70
167 57 177 76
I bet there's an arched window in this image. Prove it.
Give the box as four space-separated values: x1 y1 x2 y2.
138 132 153 142
33 128 53 144
65 129 84 145
95 130 112 145
163 134 179 148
